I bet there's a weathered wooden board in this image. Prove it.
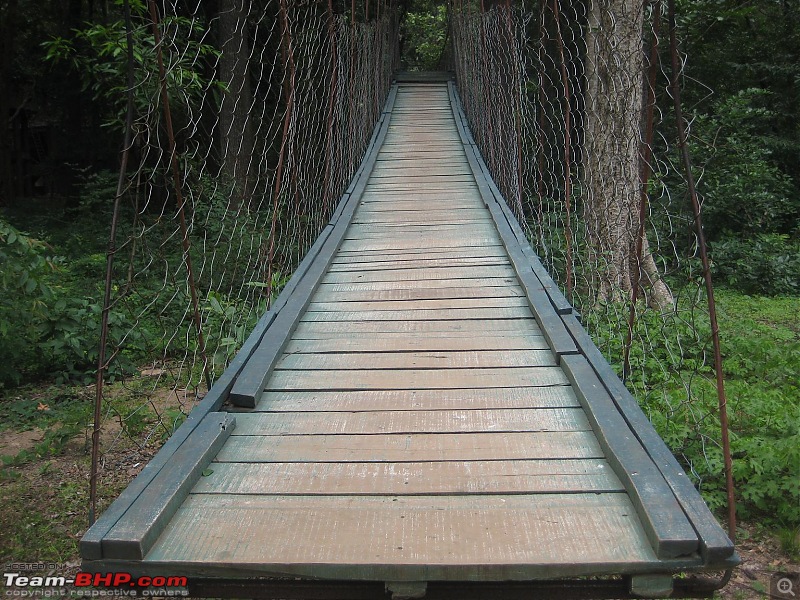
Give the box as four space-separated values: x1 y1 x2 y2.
332 247 509 264
275 349 556 370
311 284 525 302
194 459 623 495
293 318 541 335
364 182 477 192
349 220 492 230
321 265 518 283
305 297 526 312
338 238 503 253
300 307 533 322
328 256 507 272
266 366 570 390
145 494 659 580
231 408 590 436
254 387 580 412
370 167 473 177
216 430 604 463
346 216 491 226
282 335 550 354
344 227 497 240
357 200 485 211
357 193 483 203
313 277 520 293
353 209 491 221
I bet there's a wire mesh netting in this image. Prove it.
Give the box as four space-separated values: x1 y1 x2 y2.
92 0 398 508
451 0 734 525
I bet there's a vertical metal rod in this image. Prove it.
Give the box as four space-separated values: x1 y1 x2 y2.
503 2 525 217
89 0 136 526
534 0 547 246
623 0 660 381
551 0 574 299
268 0 296 303
667 0 736 543
146 0 211 390
322 0 339 217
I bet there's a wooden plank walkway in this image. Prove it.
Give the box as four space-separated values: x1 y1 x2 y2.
81 82 736 596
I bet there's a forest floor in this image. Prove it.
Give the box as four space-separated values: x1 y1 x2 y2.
0 380 797 599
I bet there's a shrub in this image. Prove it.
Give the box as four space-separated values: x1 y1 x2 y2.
712 234 800 295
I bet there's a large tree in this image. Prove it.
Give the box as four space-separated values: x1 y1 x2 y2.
583 0 673 309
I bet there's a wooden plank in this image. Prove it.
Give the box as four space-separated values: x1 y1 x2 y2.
231 408 590 436
101 413 235 560
367 183 475 193
370 167 473 176
293 318 541 335
321 265 517 283
356 192 482 202
353 214 491 226
328 256 507 272
267 366 570 390
560 354 699 560
357 200 485 211
561 314 736 564
353 209 491 221
255 387 581 412
338 238 500 251
275 349 557 370
350 219 493 229
300 307 533 322
311 285 525 302
144 493 661 580
217 430 603 463
333 246 509 262
194 459 623 495
314 277 520 293
344 227 497 240
282 335 550 354
306 297 527 312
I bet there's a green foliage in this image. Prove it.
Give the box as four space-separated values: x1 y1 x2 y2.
590 291 800 527
0 219 59 387
712 234 800 295
692 89 798 240
41 1 222 132
401 1 448 70
0 217 139 387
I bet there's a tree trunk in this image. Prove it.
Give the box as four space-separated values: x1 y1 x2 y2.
583 0 673 309
0 0 17 206
218 0 255 209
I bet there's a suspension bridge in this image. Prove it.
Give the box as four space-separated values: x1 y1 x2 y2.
80 74 736 598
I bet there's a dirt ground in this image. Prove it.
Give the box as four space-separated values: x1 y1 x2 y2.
1 422 797 599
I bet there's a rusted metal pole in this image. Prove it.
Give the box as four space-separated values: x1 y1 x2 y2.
667 0 736 544
322 0 339 217
146 0 211 390
90 0 136 526
551 0 573 300
267 0 296 304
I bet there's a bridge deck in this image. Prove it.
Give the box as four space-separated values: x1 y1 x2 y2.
81 83 735 595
